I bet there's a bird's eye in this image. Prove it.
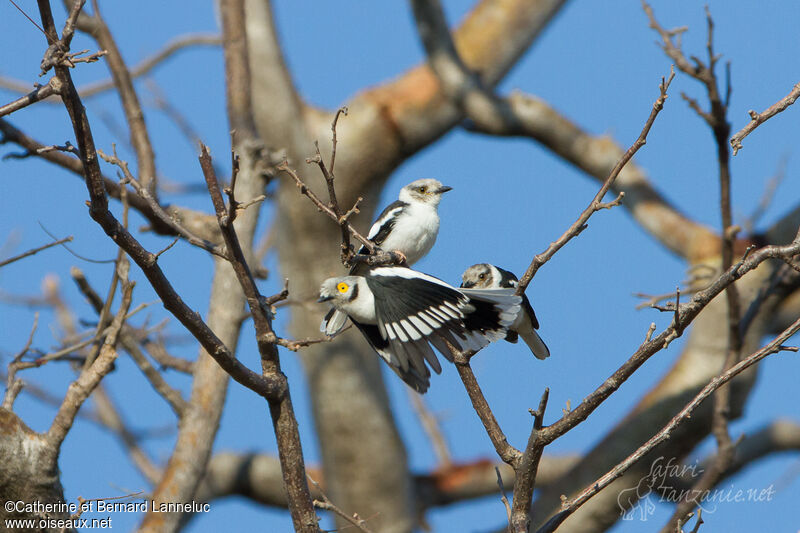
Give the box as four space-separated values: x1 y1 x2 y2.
418 185 427 193
336 282 349 293
478 273 485 280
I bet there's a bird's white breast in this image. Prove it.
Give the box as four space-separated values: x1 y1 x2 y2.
382 203 440 265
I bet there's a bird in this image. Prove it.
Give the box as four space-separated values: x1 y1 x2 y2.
460 263 550 360
318 266 521 393
322 178 452 336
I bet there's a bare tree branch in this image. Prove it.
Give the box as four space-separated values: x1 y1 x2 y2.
202 145 318 531
538 312 800 533
34 0 283 407
97 146 228 259
510 389 549 533
46 263 133 453
516 69 675 294
453 354 522 466
0 77 60 118
730 82 800 155
69 265 188 417
195 453 578 510
0 118 222 245
310 476 374 533
0 236 73 268
64 0 158 194
3 313 39 410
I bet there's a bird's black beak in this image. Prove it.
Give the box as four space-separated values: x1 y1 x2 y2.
438 185 453 193
461 280 475 288
317 295 333 303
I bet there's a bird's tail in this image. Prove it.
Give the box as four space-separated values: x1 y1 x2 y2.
517 318 550 360
321 308 349 335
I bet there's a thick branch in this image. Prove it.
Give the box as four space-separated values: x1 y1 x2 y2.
196 453 578 509
201 146 317 531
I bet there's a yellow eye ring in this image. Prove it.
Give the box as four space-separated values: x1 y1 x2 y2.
337 282 349 293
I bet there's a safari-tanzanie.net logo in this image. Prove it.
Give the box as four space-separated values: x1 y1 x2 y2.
617 456 776 521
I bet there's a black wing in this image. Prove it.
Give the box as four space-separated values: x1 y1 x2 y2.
355 200 408 255
353 268 519 392
367 271 470 343
350 201 408 276
350 319 432 393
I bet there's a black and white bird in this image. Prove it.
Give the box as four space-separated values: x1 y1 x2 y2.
322 178 452 336
460 263 550 360
318 266 521 393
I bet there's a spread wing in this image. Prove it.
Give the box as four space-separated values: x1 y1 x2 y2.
361 268 519 392
350 319 433 393
367 268 474 348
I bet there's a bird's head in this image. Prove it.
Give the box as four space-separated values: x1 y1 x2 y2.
460 263 494 289
318 276 361 306
399 178 452 206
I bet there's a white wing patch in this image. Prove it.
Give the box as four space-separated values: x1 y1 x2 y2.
400 318 422 340
370 266 454 289
408 315 433 336
367 206 404 240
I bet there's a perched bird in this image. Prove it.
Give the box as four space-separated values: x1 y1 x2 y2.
318 266 521 393
460 263 550 360
322 178 452 336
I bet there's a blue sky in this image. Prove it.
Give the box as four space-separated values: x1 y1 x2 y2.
1 1 799 532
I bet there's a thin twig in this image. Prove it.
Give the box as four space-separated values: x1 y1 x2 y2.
730 82 800 155
495 467 513 533
309 475 375 533
3 313 39 409
200 137 316 530
516 67 675 294
409 391 452 467
32 0 283 402
98 146 228 259
279 162 404 268
537 315 800 532
46 266 134 453
0 77 60 118
0 236 73 268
